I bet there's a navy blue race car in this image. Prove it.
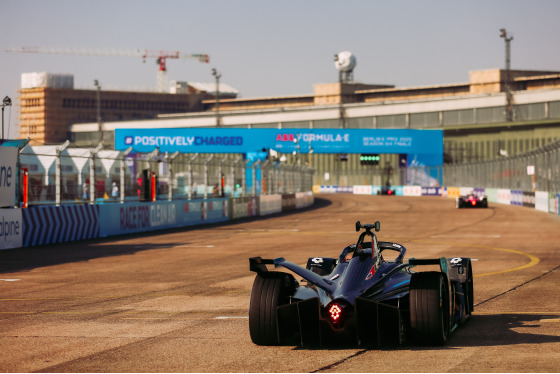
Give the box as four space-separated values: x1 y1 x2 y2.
248 221 473 347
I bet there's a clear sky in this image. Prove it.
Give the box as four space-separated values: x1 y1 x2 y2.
1 0 560 137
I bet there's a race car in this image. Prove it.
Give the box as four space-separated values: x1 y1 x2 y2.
248 221 474 348
377 186 395 195
456 193 488 208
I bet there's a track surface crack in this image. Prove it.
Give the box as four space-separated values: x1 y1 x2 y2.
311 349 368 373
475 264 560 307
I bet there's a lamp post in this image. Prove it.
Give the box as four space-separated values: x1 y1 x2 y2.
94 80 103 142
500 28 514 122
2 96 12 139
333 54 346 129
211 68 222 127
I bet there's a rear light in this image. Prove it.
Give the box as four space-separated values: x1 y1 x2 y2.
328 303 342 322
471 200 476 206
388 190 392 195
325 300 352 328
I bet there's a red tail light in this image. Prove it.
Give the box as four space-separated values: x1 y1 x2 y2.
388 190 392 195
471 200 476 206
328 303 343 322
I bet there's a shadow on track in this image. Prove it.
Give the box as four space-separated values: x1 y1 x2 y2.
0 198 332 274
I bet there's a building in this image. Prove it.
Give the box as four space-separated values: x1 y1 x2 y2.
16 73 238 145
15 68 560 186
71 68 560 163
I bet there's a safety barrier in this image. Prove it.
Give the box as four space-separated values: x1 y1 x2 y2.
312 184 560 217
0 192 314 250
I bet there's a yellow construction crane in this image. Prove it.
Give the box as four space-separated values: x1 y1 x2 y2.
6 46 210 92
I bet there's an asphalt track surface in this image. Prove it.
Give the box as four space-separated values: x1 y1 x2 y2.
1 194 559 373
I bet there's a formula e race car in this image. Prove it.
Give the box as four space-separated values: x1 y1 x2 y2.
377 186 395 195
248 221 473 348
456 193 488 208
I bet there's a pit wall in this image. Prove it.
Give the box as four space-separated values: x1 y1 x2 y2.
313 184 560 216
0 192 314 250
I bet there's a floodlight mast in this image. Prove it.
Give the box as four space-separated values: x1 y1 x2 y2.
500 28 514 122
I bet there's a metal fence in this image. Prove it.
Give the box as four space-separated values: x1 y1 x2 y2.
408 140 560 193
17 145 315 206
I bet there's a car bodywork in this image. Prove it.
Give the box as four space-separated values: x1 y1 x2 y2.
456 193 488 208
248 221 473 348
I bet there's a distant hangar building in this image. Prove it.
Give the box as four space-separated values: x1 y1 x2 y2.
15 68 560 166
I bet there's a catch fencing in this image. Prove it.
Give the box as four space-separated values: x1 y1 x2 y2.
16 145 315 207
407 139 560 195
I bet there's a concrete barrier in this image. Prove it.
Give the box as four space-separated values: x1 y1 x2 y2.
0 208 23 250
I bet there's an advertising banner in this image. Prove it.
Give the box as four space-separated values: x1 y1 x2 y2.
353 185 373 195
535 191 549 212
336 186 353 193
549 192 557 214
22 204 100 247
473 188 486 197
497 189 511 204
459 187 474 196
446 187 461 199
421 186 441 196
485 188 499 203
259 195 282 216
295 192 314 209
100 199 228 236
319 186 337 193
510 190 523 206
0 147 18 208
522 191 536 208
403 186 422 196
0 208 22 250
115 128 443 166
282 194 296 211
229 197 258 219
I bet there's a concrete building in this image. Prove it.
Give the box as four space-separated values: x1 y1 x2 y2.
15 68 560 185
71 68 560 165
16 72 238 145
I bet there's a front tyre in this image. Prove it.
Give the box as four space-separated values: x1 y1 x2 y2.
409 272 450 345
249 272 292 345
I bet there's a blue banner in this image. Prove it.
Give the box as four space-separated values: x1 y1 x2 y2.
115 128 443 166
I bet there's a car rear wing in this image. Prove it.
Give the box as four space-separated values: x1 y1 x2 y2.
408 257 449 274
249 256 336 294
249 256 286 273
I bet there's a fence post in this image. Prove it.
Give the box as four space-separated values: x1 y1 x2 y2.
204 154 214 200
89 143 103 204
55 140 70 206
188 153 198 200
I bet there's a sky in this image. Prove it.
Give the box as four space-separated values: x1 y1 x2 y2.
2 0 560 138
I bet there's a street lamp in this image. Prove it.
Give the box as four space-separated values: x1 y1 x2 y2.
211 68 222 127
94 80 103 143
2 96 12 139
500 28 514 122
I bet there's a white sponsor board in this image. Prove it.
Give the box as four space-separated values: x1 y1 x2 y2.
259 195 282 215
497 189 511 204
459 187 474 196
295 191 314 209
403 185 422 196
353 185 373 195
0 147 18 207
0 208 23 250
535 191 549 212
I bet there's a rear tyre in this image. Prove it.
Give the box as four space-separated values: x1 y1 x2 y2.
249 272 292 345
409 272 449 345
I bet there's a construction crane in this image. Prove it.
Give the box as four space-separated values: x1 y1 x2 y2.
6 46 210 93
